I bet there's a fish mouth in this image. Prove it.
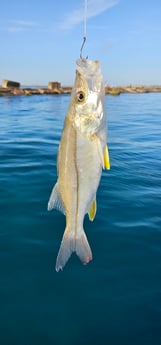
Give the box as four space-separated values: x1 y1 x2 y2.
76 58 103 93
76 58 100 75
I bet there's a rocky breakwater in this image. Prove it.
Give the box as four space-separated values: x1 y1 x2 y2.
105 85 161 95
0 84 161 97
0 80 64 96
0 86 65 96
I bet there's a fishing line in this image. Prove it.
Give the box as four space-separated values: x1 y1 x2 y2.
84 0 87 39
80 0 88 59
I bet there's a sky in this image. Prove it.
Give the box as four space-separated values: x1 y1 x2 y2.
0 0 161 86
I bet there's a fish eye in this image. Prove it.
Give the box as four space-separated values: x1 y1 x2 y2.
76 91 85 103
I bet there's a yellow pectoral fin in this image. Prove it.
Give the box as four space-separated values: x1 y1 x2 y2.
94 135 105 169
104 145 110 170
93 134 110 170
88 199 97 222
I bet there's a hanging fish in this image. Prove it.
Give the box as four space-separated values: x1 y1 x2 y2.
48 58 110 272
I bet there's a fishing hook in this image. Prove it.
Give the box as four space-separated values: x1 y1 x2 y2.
80 36 87 59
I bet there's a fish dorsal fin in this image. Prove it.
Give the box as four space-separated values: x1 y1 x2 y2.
88 199 97 221
104 144 110 170
47 182 65 215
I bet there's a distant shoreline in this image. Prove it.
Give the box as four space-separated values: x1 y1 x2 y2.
0 85 161 96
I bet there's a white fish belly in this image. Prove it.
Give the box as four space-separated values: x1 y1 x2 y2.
76 132 102 228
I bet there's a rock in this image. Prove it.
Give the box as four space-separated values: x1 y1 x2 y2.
38 88 49 94
62 86 72 94
24 90 32 96
0 87 11 94
11 89 24 95
49 88 62 94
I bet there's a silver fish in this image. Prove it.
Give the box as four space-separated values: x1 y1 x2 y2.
48 58 110 272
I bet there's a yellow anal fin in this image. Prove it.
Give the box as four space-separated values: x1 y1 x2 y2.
104 145 110 170
88 199 97 222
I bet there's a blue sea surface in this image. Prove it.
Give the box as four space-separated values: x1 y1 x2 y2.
0 93 161 345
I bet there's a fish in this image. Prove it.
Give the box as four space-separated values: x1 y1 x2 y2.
48 58 110 272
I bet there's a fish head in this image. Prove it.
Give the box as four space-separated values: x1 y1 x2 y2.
70 58 105 137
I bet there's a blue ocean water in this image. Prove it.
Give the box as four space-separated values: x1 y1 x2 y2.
0 93 161 345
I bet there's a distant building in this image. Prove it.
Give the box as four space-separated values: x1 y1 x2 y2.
2 80 20 88
48 81 61 90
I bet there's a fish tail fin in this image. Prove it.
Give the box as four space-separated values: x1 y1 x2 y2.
55 228 92 272
55 228 75 272
76 230 92 266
